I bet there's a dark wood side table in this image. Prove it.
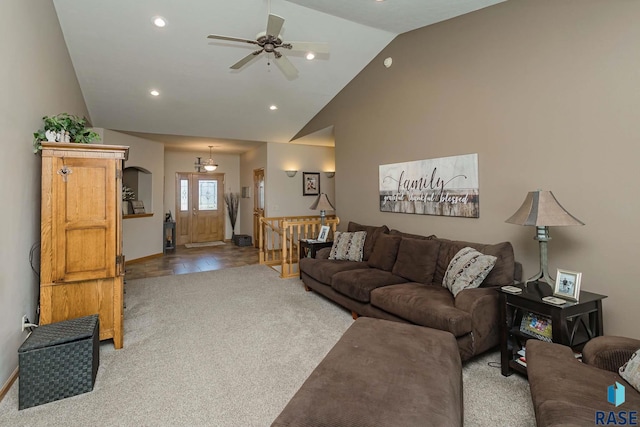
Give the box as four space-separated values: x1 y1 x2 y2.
299 240 333 260
499 281 607 377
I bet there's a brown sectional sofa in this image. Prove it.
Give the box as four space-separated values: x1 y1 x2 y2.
527 337 640 426
299 221 521 361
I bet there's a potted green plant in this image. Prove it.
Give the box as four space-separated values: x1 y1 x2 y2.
33 113 101 153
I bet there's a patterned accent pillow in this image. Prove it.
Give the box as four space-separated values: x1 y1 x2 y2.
442 247 497 297
620 349 640 393
329 231 367 262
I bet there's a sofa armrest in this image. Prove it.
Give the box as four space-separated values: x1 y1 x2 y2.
454 287 500 355
582 336 640 373
315 247 331 259
454 287 498 313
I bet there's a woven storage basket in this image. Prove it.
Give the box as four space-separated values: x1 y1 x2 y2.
18 314 99 409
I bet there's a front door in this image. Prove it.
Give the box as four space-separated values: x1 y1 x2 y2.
175 172 225 245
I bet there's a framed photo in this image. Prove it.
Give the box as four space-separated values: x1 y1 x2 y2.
303 172 320 196
554 269 582 301
317 225 330 242
130 200 145 214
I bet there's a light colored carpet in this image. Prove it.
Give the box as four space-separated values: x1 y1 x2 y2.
0 265 535 426
184 241 225 248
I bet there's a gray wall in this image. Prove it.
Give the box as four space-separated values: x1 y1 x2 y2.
297 0 640 338
104 130 166 261
0 0 91 390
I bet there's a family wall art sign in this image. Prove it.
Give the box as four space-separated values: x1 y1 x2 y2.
379 153 479 218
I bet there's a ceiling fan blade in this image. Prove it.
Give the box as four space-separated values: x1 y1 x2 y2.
230 50 263 70
266 13 285 37
274 54 298 80
207 34 259 45
287 41 329 54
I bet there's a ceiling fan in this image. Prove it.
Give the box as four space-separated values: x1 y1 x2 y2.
207 13 329 79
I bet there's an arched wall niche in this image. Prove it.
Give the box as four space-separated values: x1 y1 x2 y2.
123 166 152 215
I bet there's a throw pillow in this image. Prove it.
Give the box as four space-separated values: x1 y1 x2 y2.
443 247 497 297
329 231 367 262
620 349 640 393
391 238 441 284
347 222 389 261
367 234 403 271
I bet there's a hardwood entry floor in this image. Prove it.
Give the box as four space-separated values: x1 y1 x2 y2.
124 243 260 280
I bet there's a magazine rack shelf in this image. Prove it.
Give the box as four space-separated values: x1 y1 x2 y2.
499 281 606 377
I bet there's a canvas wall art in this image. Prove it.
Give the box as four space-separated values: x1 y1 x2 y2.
379 153 479 218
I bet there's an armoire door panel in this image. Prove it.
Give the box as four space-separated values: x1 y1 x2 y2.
52 156 116 282
64 228 109 275
63 164 108 221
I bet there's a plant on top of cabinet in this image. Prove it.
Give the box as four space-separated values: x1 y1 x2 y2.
32 113 101 153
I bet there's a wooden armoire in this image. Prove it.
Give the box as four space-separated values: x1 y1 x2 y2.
40 142 129 349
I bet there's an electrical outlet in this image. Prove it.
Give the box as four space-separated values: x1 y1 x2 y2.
21 315 29 332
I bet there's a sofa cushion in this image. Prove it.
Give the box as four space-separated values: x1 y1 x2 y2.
443 247 497 297
620 349 640 392
347 221 389 261
371 283 472 337
329 231 367 262
299 258 369 285
391 238 441 284
388 229 437 240
433 239 515 287
367 234 402 271
331 269 408 303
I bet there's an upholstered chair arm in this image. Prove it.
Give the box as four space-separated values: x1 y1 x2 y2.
582 336 640 373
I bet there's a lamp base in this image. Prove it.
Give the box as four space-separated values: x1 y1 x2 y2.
524 226 555 288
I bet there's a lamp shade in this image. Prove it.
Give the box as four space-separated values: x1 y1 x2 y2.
309 193 335 212
505 191 584 227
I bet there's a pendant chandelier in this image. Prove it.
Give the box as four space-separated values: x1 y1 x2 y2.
195 146 218 172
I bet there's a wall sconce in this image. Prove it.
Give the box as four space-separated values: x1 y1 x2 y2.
324 171 335 178
285 170 298 178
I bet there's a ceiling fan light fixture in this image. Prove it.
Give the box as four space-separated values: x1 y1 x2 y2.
306 52 315 60
152 16 166 28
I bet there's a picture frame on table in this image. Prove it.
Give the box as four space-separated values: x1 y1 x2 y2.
554 269 582 301
302 172 320 196
317 225 330 242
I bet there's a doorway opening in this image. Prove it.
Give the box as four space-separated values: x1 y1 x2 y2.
175 172 225 246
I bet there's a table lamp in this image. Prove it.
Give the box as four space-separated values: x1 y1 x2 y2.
505 190 584 285
309 193 335 226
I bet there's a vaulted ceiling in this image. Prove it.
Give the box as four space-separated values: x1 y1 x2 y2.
53 0 504 153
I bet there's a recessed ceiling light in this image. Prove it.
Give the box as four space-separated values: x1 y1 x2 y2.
152 16 166 27
150 89 160 97
269 105 278 111
306 52 315 60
